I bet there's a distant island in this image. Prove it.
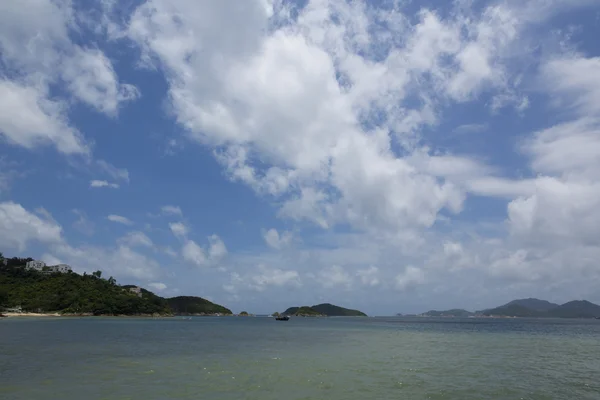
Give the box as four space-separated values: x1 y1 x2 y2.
282 303 367 317
420 309 474 318
418 298 600 319
478 298 600 319
0 254 231 317
167 296 232 316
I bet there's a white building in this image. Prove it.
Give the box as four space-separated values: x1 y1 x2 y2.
26 260 46 271
25 260 72 274
54 264 72 273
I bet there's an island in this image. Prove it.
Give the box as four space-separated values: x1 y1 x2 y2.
478 298 600 319
416 298 600 319
420 309 473 317
0 254 231 317
167 296 232 316
282 303 367 317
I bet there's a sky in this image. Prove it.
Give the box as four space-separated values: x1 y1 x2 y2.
1 0 600 315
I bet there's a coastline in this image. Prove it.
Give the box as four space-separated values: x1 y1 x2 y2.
1 312 175 318
2 312 62 317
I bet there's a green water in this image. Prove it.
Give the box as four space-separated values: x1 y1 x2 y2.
1 317 599 399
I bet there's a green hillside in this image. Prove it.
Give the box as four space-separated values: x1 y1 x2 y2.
282 306 324 316
311 303 367 316
0 263 171 315
167 296 232 315
282 303 366 317
0 255 231 316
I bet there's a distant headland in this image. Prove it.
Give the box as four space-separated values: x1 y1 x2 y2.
0 254 231 317
279 303 367 317
417 298 600 319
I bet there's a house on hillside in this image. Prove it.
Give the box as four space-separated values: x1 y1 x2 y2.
26 260 46 271
53 264 72 273
25 261 72 274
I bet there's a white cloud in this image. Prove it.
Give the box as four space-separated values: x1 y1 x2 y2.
263 228 293 249
90 180 119 188
107 214 133 225
148 282 167 292
395 266 426 291
541 55 600 116
181 234 227 267
0 80 88 154
96 160 130 183
0 202 63 251
0 0 137 155
62 47 140 116
119 231 153 248
161 205 182 216
208 234 228 261
181 239 207 266
357 266 380 287
249 264 301 292
452 123 488 135
52 243 161 281
318 265 353 289
169 222 188 238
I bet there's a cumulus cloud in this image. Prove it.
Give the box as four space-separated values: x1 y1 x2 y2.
52 242 161 281
148 282 167 292
0 202 63 250
318 265 353 289
263 228 293 250
161 205 183 216
181 235 227 267
90 180 119 188
395 266 426 291
0 0 138 155
119 231 153 248
357 266 380 287
107 214 133 226
169 222 189 238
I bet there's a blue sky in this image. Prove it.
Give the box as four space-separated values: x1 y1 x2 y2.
1 0 600 315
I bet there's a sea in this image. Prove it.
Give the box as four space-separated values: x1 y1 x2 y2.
1 316 599 400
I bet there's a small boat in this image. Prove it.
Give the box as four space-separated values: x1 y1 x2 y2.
275 315 290 321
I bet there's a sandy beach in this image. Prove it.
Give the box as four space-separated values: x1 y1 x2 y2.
2 312 62 317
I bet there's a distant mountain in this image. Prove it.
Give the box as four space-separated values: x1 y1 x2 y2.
282 303 366 317
480 298 600 318
505 298 560 312
282 306 324 317
548 300 600 319
167 296 232 315
421 309 473 317
311 303 367 317
481 304 546 318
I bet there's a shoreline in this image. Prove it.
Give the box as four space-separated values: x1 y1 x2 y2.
1 312 175 318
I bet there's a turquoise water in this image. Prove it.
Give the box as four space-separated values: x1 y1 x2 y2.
1 317 599 399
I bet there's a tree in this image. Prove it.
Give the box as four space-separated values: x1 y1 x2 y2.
108 276 116 285
239 311 249 316
92 270 102 279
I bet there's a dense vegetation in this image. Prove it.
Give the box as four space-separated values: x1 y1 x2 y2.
0 264 171 315
0 254 231 316
167 296 232 315
282 306 324 316
282 303 367 317
311 303 367 316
